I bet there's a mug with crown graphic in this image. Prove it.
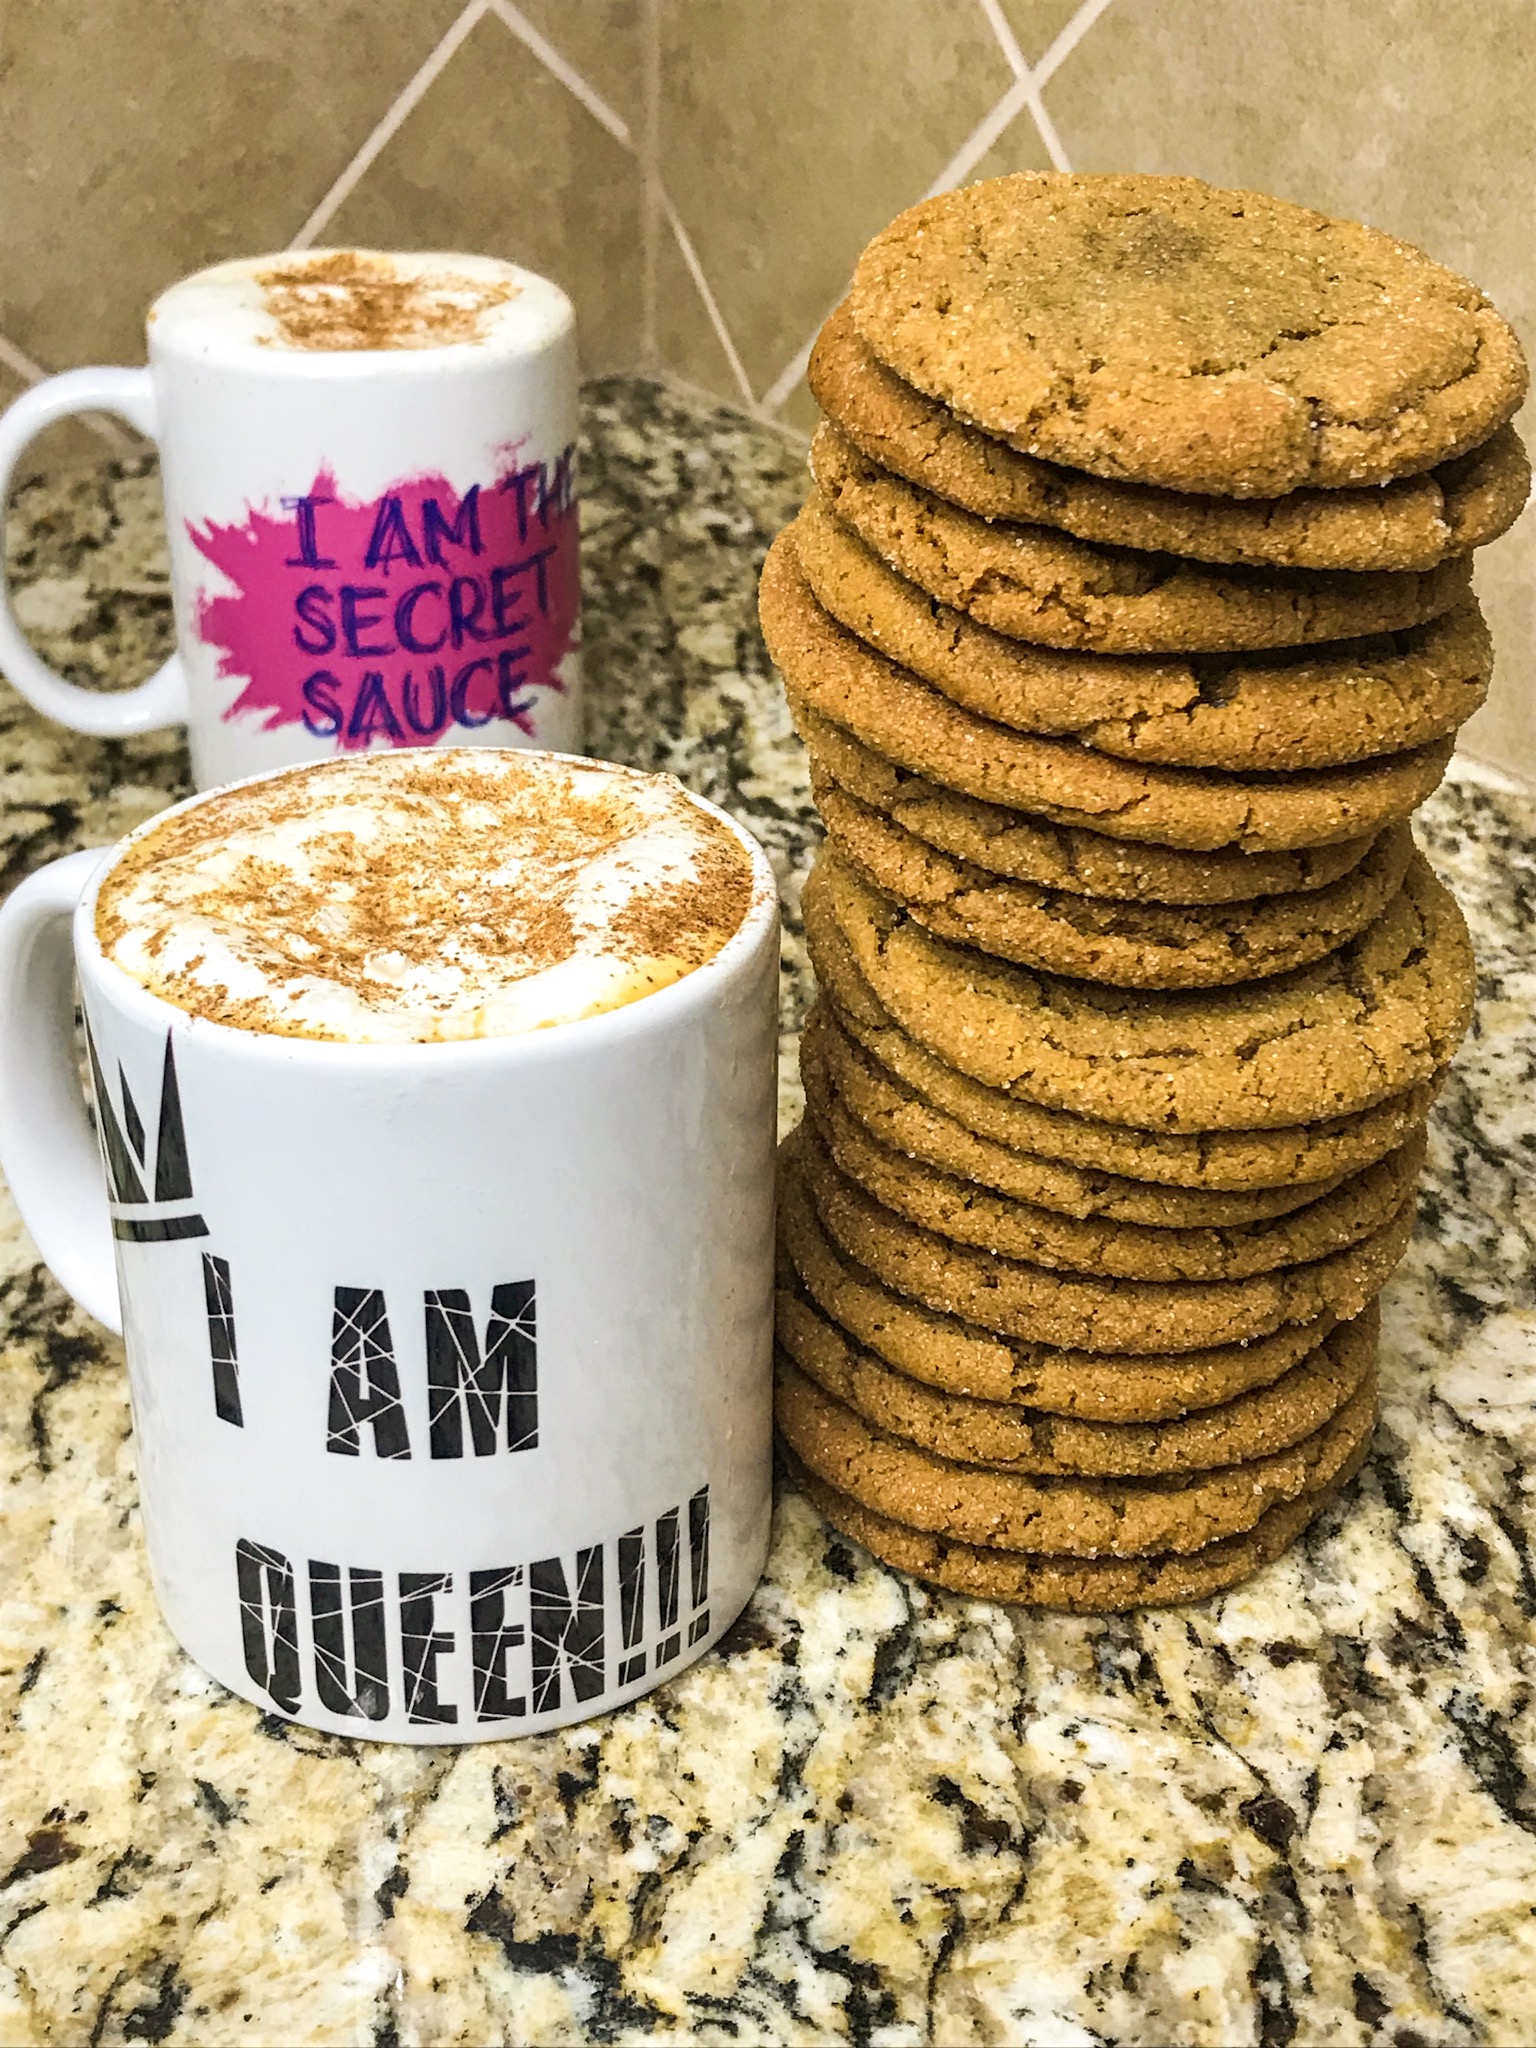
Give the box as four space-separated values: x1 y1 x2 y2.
0 249 581 788
0 777 780 1741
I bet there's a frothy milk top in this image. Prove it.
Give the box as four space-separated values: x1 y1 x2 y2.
148 249 573 358
95 752 757 1043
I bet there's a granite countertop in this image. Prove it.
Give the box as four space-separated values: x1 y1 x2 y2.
1 378 1534 2048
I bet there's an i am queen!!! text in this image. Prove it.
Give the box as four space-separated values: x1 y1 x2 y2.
216 1270 712 1727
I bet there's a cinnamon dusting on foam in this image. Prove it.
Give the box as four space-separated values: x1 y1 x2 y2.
254 251 519 351
96 752 756 1042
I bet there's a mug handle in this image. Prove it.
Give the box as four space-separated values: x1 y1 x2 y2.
0 369 189 736
0 848 122 1333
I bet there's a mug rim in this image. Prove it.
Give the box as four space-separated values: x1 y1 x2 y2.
146 249 576 374
73 747 781 1064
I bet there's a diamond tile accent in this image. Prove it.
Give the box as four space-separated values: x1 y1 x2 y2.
4 0 1533 779
321 10 643 373
0 0 469 369
658 0 1015 406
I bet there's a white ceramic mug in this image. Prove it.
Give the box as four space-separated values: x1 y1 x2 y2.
0 775 779 1742
0 250 581 787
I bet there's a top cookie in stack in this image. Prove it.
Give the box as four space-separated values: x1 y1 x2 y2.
761 173 1527 1612
767 171 1530 900
839 172 1527 510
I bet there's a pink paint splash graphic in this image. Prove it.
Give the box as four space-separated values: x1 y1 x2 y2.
191 452 580 749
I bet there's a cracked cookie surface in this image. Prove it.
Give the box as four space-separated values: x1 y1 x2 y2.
778 1141 1343 1418
813 774 1413 986
800 710 1375 902
811 848 1473 1133
762 531 1455 852
777 1275 1377 1475
849 173 1527 494
811 432 1473 653
803 1036 1424 1282
800 1123 1416 1353
796 496 1492 769
805 873 1447 1187
785 1445 1368 1610
801 1006 1344 1225
811 300 1530 570
776 1351 1378 1554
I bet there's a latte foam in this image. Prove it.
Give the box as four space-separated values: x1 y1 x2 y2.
148 249 572 358
96 752 758 1043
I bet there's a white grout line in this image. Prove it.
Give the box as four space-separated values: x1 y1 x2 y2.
1023 79 1073 172
761 68 1037 416
80 414 142 452
281 0 759 437
0 332 138 449
1034 0 1116 87
0 334 47 386
924 74 1032 197
639 0 663 367
759 315 833 420
293 0 635 258
1449 750 1536 797
277 0 1112 429
758 0 1115 419
289 0 492 249
490 0 763 416
486 0 632 149
1016 3 1123 207
657 367 809 449
659 190 758 413
976 0 1028 79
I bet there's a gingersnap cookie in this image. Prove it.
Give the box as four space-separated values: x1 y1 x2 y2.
803 1047 1424 1282
804 1005 1344 1226
801 709 1376 904
777 1276 1378 1476
810 299 1531 572
778 1142 1341 1420
814 770 1413 987
812 848 1473 1133
803 1041 1424 1283
849 174 1527 495
806 894 1446 1190
763 533 1455 852
810 434 1472 654
795 496 1492 769
785 1446 1368 1612
800 1124 1416 1354
776 1350 1377 1554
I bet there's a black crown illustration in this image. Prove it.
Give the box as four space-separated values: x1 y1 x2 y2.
87 1022 208 1243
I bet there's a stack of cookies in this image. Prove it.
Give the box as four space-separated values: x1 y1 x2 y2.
760 173 1528 1611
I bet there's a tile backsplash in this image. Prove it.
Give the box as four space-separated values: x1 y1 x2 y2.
3 0 1532 778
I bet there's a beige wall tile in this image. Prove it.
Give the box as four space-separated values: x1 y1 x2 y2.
1464 519 1536 780
0 365 33 471
770 108 1052 428
777 109 1051 431
994 0 1097 68
513 0 644 134
323 13 643 375
658 0 1014 409
1042 0 1536 783
0 367 139 482
652 219 751 409
0 0 469 370
1041 0 1534 281
775 381 823 441
943 106 1055 191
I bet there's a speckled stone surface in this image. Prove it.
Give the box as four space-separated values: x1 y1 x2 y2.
0 379 1534 2048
